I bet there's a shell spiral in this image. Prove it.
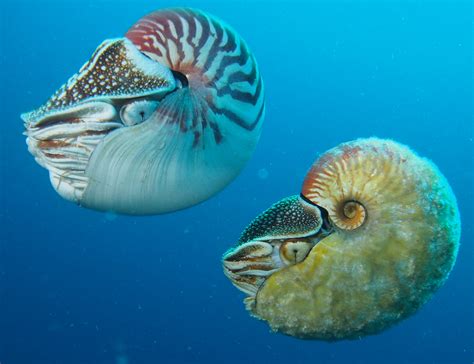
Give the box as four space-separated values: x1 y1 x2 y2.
126 8 264 137
225 138 461 340
21 8 264 215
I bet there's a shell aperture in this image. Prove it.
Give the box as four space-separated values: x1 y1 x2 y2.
21 8 265 215
222 138 461 340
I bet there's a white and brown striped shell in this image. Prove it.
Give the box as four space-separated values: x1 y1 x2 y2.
21 8 264 215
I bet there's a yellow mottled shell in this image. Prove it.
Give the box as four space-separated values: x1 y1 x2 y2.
253 138 460 339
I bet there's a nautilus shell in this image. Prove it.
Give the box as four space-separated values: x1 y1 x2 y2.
21 8 264 215
223 138 461 340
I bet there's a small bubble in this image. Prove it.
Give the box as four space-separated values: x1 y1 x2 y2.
116 355 128 364
105 211 118 221
257 168 269 180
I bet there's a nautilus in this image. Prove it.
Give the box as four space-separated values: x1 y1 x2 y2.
223 138 461 340
21 8 264 215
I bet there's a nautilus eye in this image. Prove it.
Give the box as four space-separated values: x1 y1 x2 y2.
223 138 461 340
279 240 313 265
120 100 159 126
21 8 264 215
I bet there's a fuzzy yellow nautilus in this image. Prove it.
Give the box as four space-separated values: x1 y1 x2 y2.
223 138 461 340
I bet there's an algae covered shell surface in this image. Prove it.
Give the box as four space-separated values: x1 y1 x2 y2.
21 8 264 215
223 138 461 340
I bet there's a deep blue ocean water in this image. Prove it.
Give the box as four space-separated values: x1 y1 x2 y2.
1 0 472 363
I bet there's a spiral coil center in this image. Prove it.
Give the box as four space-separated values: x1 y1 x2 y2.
336 200 366 230
343 201 359 219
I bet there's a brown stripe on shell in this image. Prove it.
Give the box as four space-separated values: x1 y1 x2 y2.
125 7 264 147
301 139 411 231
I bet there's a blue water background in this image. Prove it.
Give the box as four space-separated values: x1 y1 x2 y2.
1 0 472 363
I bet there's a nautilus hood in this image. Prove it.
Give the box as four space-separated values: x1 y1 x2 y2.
22 8 265 215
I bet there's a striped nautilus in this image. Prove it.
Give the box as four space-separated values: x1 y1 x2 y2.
223 138 461 340
21 8 264 215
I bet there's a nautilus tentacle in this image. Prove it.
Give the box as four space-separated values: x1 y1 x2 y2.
223 138 461 340
22 8 264 215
